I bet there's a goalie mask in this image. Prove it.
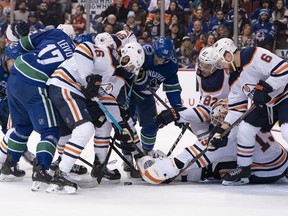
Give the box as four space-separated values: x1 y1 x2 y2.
210 99 228 126
94 32 117 49
136 156 179 184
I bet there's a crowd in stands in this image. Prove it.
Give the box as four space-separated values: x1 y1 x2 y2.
0 0 287 68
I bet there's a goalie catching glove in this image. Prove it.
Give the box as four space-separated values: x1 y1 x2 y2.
81 74 102 99
253 80 273 105
113 121 134 143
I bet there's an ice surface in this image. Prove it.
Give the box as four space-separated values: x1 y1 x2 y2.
1 124 288 216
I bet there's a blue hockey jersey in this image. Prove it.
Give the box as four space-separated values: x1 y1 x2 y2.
133 44 182 107
11 29 75 87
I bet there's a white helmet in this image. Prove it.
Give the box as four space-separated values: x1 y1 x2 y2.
119 42 145 74
212 37 237 65
136 156 179 184
211 99 228 126
57 24 76 40
94 32 116 48
196 47 218 76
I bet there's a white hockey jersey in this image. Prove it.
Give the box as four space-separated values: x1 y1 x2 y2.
225 47 288 125
178 68 234 139
47 42 125 123
176 128 288 181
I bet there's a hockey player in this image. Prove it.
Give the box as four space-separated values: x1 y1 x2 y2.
208 37 288 185
0 24 76 190
154 46 239 145
137 99 288 185
46 41 145 193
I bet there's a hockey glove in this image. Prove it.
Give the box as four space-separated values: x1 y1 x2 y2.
81 74 102 99
113 121 134 143
14 21 29 38
253 80 273 105
173 105 187 128
207 125 229 151
154 108 180 128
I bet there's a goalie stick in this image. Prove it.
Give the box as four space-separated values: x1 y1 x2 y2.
172 104 257 180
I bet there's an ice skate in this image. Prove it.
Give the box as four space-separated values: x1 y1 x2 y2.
46 168 78 194
122 154 141 178
50 156 87 175
222 166 251 186
0 155 25 182
31 160 52 191
91 155 121 183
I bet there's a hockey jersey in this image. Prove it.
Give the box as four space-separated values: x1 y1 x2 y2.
47 42 125 123
225 47 288 125
132 44 182 107
176 128 288 181
11 29 75 88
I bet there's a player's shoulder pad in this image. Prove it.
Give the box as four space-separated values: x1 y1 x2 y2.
240 47 256 67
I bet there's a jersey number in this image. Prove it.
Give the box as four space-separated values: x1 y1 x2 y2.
203 96 218 107
37 44 65 65
260 54 272 63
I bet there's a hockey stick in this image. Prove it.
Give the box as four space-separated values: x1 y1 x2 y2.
78 156 117 168
122 70 139 110
167 123 190 156
97 135 116 184
147 87 193 133
172 104 257 180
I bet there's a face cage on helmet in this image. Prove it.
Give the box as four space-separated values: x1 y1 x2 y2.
196 58 217 75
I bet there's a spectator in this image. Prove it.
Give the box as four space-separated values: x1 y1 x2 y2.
272 0 288 33
130 1 147 27
167 22 183 49
0 4 6 24
0 0 14 15
126 11 142 36
209 8 232 36
237 8 251 34
175 36 194 68
14 0 28 22
238 23 255 50
27 11 45 33
253 8 275 51
251 0 273 25
215 24 230 41
37 2 53 27
144 8 164 39
96 0 129 24
188 8 210 34
146 2 171 24
204 33 216 46
199 0 214 15
188 20 205 45
148 0 170 12
48 0 64 27
103 23 114 34
96 14 123 34
169 14 187 37
0 36 5 56
213 0 231 15
70 5 86 35
165 0 184 24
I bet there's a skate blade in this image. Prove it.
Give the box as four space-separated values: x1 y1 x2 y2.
222 178 249 186
125 171 141 179
46 184 77 194
0 174 24 182
31 181 49 191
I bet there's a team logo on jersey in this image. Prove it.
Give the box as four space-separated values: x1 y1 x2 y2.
242 84 256 99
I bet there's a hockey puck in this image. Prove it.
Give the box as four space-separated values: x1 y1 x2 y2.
124 181 132 185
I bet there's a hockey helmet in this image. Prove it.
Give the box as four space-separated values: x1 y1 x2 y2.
94 32 117 49
119 42 145 74
212 37 237 67
210 99 228 126
152 36 174 59
196 47 218 77
57 24 76 40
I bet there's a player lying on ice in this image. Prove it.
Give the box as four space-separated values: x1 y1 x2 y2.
136 99 288 185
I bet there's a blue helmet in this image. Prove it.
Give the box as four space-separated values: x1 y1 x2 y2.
73 33 94 44
4 43 20 60
152 36 174 59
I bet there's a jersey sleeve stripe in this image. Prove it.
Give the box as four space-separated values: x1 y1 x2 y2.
271 63 288 76
196 106 209 121
75 44 93 60
53 70 81 89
